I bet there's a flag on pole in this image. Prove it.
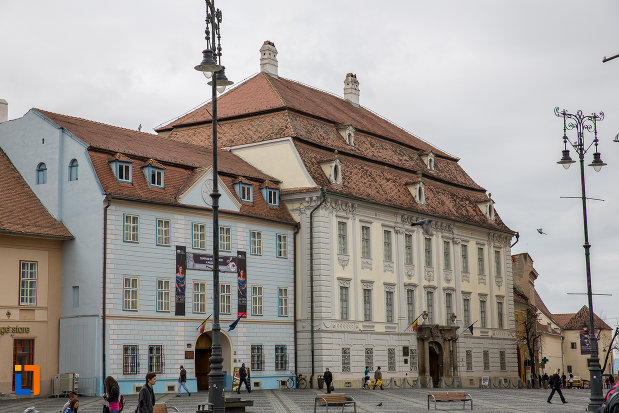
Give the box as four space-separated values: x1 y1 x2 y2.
467 324 474 334
228 315 243 332
197 314 212 334
411 314 422 331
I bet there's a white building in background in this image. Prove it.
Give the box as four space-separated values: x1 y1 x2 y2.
156 41 519 388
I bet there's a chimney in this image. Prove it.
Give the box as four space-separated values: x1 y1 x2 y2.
260 40 278 77
0 99 7 123
344 73 360 106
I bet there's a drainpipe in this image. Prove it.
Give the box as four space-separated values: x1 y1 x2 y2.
309 188 327 389
102 195 111 388
510 232 520 248
293 222 300 379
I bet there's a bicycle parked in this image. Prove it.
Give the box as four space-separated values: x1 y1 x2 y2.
287 373 308 389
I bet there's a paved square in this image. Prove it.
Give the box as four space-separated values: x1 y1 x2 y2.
0 388 595 412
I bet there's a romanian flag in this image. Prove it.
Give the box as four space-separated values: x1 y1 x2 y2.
411 314 421 331
197 314 212 334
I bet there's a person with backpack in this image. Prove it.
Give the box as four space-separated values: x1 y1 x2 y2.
137 373 156 413
176 365 190 397
547 369 567 404
103 376 121 413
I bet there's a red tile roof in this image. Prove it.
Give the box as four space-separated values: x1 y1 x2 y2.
0 149 73 239
34 109 294 225
553 306 611 330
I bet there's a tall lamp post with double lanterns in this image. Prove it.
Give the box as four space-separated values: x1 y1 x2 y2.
194 1 233 411
555 107 606 411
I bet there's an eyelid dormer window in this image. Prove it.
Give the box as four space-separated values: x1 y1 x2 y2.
149 166 164 188
117 161 132 182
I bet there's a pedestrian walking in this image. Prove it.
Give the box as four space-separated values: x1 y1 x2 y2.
176 365 190 397
547 369 567 404
363 366 371 389
323 368 333 394
542 373 549 389
137 373 157 413
237 363 251 394
373 367 384 390
568 373 574 388
562 373 567 388
103 376 120 413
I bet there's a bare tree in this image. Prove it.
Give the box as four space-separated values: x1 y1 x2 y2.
521 305 542 388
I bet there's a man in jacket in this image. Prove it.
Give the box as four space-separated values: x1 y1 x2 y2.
137 373 157 413
323 368 333 394
373 367 384 390
176 365 190 397
547 369 567 404
237 363 251 394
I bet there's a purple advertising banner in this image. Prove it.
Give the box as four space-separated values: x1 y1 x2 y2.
175 246 187 316
237 251 247 318
186 252 237 273
580 330 598 355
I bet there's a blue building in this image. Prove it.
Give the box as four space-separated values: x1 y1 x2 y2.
0 109 296 394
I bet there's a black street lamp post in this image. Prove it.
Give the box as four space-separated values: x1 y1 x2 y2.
194 1 232 411
555 107 606 411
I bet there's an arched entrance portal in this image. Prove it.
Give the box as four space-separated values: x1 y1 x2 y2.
194 331 234 391
429 341 443 387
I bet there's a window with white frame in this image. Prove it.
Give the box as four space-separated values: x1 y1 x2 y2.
480 297 487 328
466 350 473 371
383 229 393 262
276 234 288 258
407 289 415 324
361 225 371 258
219 226 231 251
337 221 348 255
148 345 164 374
443 240 451 270
278 288 288 317
483 350 490 370
340 285 349 320
156 219 170 246
461 244 469 273
275 345 287 370
363 288 372 321
220 283 231 314
193 223 206 250
388 348 396 372
405 233 413 265
156 279 170 312
252 285 263 316
240 183 253 202
150 167 163 188
19 261 37 306
117 162 132 182
250 231 262 255
123 277 138 311
426 290 434 324
497 300 504 329
365 348 374 370
463 296 471 328
445 291 453 325
123 345 139 374
494 250 502 277
267 188 279 206
424 237 432 267
251 345 263 370
477 246 485 274
193 282 206 313
341 348 351 372
385 289 394 323
124 214 139 243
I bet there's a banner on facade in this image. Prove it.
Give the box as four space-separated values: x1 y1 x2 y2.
237 251 247 318
175 246 187 316
232 366 250 391
186 251 238 273
580 330 598 355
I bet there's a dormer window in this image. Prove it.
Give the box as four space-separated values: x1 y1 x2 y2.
117 161 132 183
240 183 253 202
407 182 425 204
330 160 342 185
337 124 356 147
428 157 434 171
421 151 436 172
149 167 164 188
479 194 496 221
266 188 279 206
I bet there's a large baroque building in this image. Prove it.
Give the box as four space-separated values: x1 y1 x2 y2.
0 108 296 394
156 41 519 387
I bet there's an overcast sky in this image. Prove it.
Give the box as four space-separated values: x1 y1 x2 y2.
3 1 619 334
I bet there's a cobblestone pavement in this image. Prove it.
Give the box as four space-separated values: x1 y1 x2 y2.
0 388 595 412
